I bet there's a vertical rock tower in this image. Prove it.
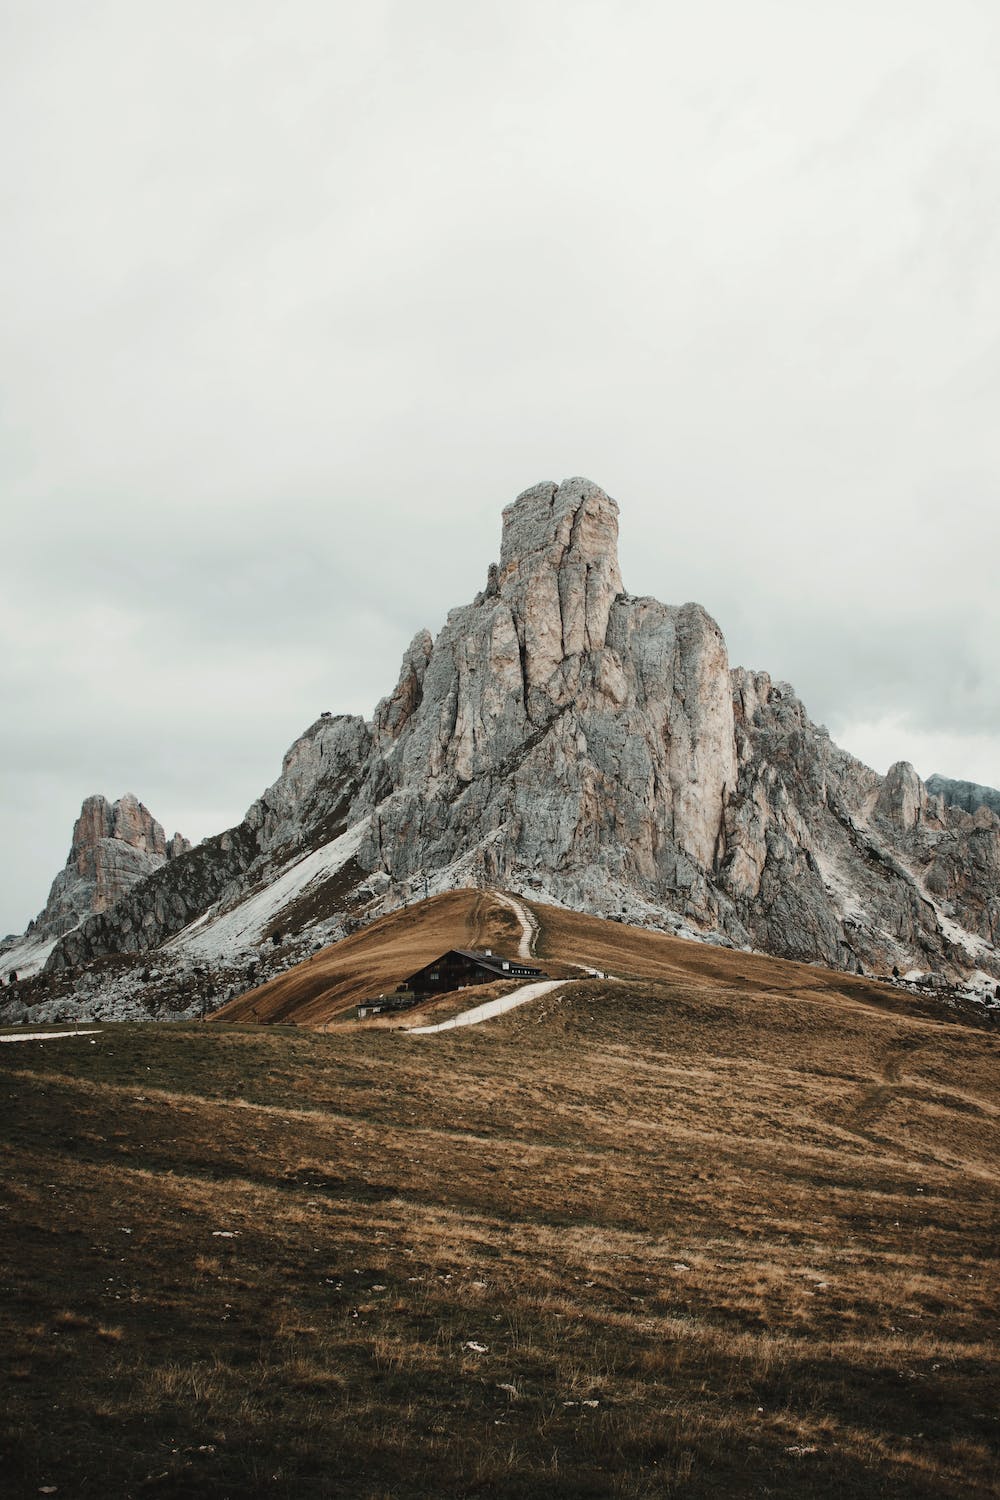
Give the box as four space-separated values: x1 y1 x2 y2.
358 477 737 913
24 794 189 943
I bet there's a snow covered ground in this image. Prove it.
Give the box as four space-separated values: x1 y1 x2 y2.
0 1029 102 1043
169 821 368 963
0 932 59 982
812 847 866 924
408 978 567 1034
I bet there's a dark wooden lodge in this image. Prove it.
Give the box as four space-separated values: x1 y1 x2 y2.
357 949 547 1019
407 948 546 996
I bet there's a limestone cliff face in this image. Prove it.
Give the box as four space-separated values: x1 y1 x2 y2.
719 679 1000 973
353 478 737 915
39 477 1000 987
26 794 189 944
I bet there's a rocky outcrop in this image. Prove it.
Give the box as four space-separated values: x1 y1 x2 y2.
245 713 372 858
18 794 189 947
33 477 1000 997
48 716 371 970
718 682 1000 974
926 774 1000 820
875 761 928 831
355 479 737 915
51 818 259 967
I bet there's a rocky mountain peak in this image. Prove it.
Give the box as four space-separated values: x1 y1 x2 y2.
495 478 623 675
6 794 190 962
499 477 621 578
874 761 927 831
71 793 171 875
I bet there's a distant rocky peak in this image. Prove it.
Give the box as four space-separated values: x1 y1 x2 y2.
167 832 190 860
874 761 927 831
10 794 192 949
70 793 170 873
71 794 115 858
926 773 1000 819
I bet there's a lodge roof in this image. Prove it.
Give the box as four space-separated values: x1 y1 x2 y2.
412 948 546 979
451 948 543 972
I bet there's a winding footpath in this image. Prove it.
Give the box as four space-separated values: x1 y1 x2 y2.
407 978 567 1034
493 892 540 959
408 891 572 1034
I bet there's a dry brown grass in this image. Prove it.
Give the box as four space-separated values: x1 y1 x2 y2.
1 904 997 1497
212 888 989 1035
212 887 552 1026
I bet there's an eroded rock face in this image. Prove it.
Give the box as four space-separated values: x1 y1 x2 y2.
875 761 927 831
355 478 737 914
246 714 372 856
38 476 1000 989
24 795 189 944
719 677 1000 974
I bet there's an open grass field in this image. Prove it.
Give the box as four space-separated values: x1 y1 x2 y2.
2 900 998 1497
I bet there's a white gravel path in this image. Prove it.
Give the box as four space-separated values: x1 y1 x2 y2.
407 978 567 1034
494 893 539 959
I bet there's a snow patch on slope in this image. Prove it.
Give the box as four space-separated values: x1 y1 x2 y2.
812 847 865 923
930 904 992 960
169 821 368 963
0 932 59 981
897 855 995 962
0 1028 102 1043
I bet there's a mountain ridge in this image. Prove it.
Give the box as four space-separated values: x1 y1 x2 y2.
926 773 1000 819
3 477 999 1022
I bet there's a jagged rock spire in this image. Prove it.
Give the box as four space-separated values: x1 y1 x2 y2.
25 795 189 944
497 478 623 687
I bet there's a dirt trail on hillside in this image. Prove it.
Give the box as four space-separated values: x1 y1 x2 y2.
844 1033 931 1141
493 893 539 959
214 888 542 1027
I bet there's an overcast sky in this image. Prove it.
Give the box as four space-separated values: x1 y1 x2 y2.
2 0 999 936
